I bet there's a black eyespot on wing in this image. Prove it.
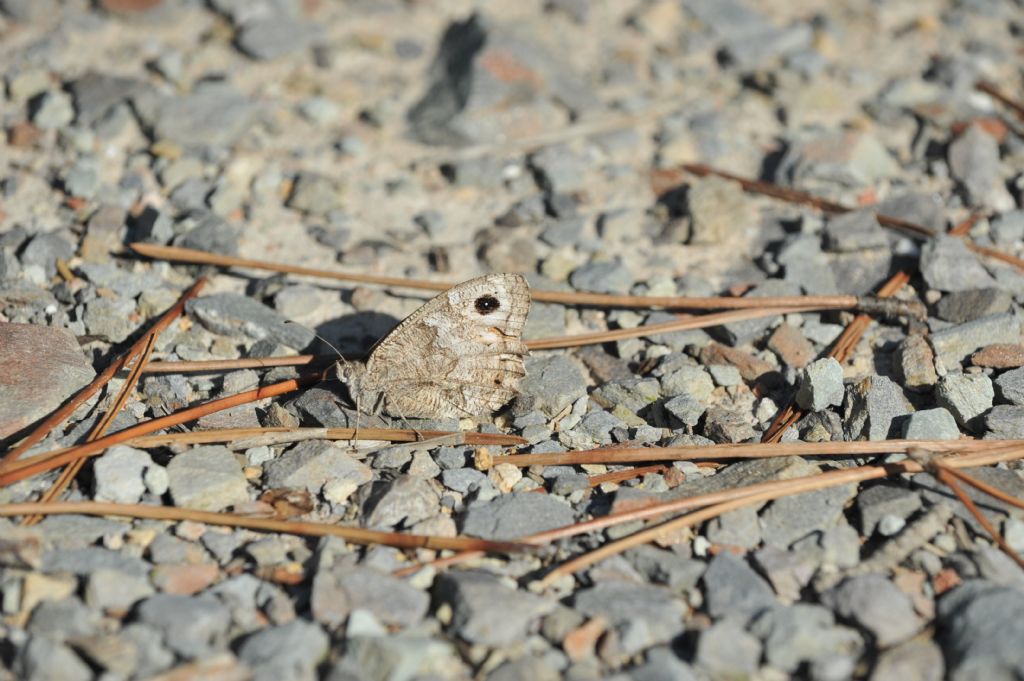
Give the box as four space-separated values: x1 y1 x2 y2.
474 294 500 314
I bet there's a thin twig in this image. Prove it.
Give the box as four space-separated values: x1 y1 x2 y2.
487 438 1024 468
681 164 1024 272
934 465 1024 570
23 332 160 526
0 501 533 553
977 80 1024 121
0 376 319 486
2 278 207 465
129 243 871 312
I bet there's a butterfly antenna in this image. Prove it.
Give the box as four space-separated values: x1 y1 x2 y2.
284 322 351 374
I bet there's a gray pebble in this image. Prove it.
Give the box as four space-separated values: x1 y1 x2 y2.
569 260 634 294
287 172 343 216
15 637 92 681
518 354 588 417
92 445 156 504
948 123 1003 207
85 568 155 614
236 17 317 61
460 492 574 540
936 288 1012 324
238 619 329 681
824 575 921 646
761 483 858 547
994 366 1024 406
187 293 315 349
750 604 863 674
360 475 439 530
900 407 960 440
936 372 993 429
985 405 1024 439
573 581 686 655
435 570 556 646
857 484 922 537
920 236 996 292
135 593 231 658
695 617 762 680
30 90 75 129
870 638 945 681
701 553 776 619
844 374 913 440
795 357 845 411
264 439 372 494
166 445 250 511
928 313 1021 371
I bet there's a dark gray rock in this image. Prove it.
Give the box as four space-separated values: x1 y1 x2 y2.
628 647 699 681
435 570 555 646
460 492 574 540
15 637 92 681
900 407 960 440
42 547 150 578
795 357 845 411
706 506 762 550
994 367 1024 406
235 17 318 60
824 210 889 252
573 581 686 655
187 293 315 349
750 604 863 674
625 546 706 591
238 620 329 681
824 575 921 646
870 638 944 681
173 211 240 256
83 296 137 343
984 405 1024 439
664 393 706 427
166 445 250 512
20 231 75 279
141 82 257 149
921 236 997 292
703 406 757 443
360 475 439 530
407 13 598 145
778 234 839 295
569 260 634 294
287 172 343 216
929 313 1021 370
936 288 1013 324
844 374 913 440
134 594 231 657
518 354 587 417
702 553 776 618
948 123 1003 206
936 372 994 429
312 565 429 629
876 193 947 232
938 580 1024 681
857 484 923 536
28 597 100 642
695 617 762 680
761 483 858 547
264 439 372 494
530 145 588 195
991 210 1024 245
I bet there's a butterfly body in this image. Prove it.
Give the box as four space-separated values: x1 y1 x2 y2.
336 273 531 419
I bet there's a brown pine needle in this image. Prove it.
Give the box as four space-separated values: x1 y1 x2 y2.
762 269 912 442
129 427 526 449
130 242 876 312
0 376 319 487
534 445 1024 587
977 80 1024 121
487 438 1024 468
23 332 161 526
944 466 1024 511
587 464 668 487
0 501 533 554
682 164 1024 272
933 465 1024 571
2 278 207 466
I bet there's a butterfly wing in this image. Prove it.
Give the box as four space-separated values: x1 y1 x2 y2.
361 273 531 418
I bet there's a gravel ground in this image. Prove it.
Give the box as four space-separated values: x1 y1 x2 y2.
2 1 1024 680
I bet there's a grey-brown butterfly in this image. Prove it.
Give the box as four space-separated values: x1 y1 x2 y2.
335 273 531 420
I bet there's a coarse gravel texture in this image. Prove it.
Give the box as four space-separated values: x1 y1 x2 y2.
2 1 1024 680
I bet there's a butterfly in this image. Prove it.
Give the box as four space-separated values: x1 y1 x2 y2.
335 273 531 420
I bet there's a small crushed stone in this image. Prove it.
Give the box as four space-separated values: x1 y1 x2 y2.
1 1 1024 679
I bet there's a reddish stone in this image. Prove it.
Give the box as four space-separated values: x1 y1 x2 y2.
971 344 1024 369
152 563 220 595
0 323 95 439
767 323 816 369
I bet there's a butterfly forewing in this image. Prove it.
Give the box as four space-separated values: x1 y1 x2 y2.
361 273 531 418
